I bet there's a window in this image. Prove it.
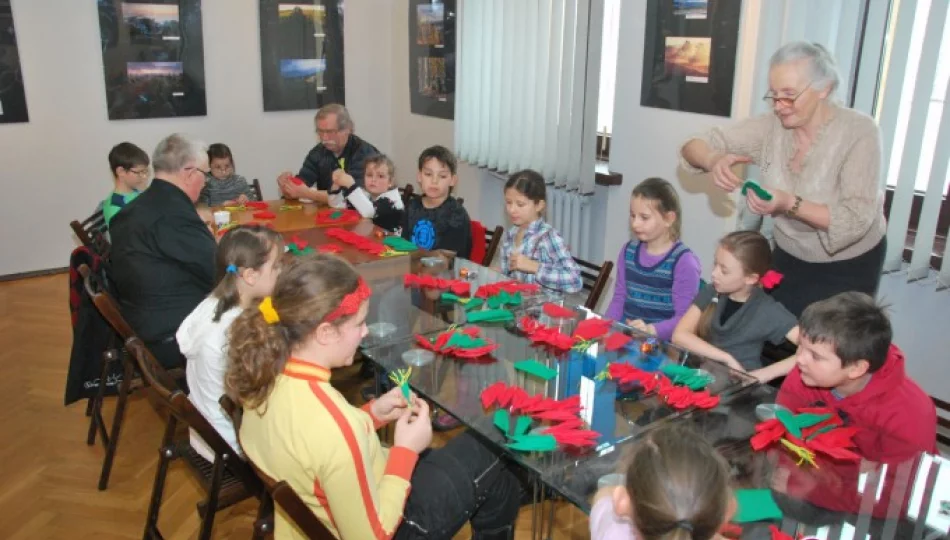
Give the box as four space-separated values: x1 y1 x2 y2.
595 0 620 160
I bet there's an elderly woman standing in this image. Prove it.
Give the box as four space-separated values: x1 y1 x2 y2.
681 42 886 317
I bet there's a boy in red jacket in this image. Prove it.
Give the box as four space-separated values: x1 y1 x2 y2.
776 292 937 520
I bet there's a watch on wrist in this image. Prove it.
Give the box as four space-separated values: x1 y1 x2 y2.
787 195 803 216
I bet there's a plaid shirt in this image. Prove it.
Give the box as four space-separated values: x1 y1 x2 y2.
500 219 583 293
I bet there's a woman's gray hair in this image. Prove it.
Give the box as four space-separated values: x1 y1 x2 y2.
770 41 840 93
152 133 208 174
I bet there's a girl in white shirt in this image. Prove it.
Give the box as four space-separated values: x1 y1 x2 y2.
177 224 283 460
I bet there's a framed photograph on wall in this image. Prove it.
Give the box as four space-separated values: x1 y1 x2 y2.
0 1 29 124
259 1 345 112
97 0 207 120
640 0 741 117
408 0 455 120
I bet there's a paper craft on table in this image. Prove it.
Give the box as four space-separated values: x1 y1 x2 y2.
414 326 499 358
287 244 315 256
474 280 541 299
404 274 471 296
316 209 362 226
287 235 308 250
316 244 343 254
486 290 523 309
542 303 575 319
252 211 277 220
519 317 576 350
244 201 269 210
466 308 515 324
660 364 714 390
326 228 388 256
513 359 558 381
382 236 418 252
572 318 613 342
732 489 783 523
750 406 860 467
606 363 721 410
604 332 633 352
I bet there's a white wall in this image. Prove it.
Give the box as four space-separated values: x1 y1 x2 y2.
0 0 394 276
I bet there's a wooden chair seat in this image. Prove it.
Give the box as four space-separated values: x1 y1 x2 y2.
573 257 614 310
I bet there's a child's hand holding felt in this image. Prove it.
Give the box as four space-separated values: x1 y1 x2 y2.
370 385 416 423
628 319 656 335
394 398 432 453
332 168 356 189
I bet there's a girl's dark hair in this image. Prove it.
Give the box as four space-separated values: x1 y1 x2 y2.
226 254 364 412
631 178 683 240
212 225 284 322
208 143 234 164
624 424 731 540
504 169 547 204
697 231 772 339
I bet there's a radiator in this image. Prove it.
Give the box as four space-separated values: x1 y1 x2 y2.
548 187 594 261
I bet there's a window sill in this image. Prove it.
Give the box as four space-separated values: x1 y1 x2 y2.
594 162 622 186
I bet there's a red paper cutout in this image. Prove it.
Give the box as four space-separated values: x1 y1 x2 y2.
542 303 575 319
288 235 308 250
606 363 720 410
316 244 343 253
244 201 269 210
604 332 633 352
289 176 305 186
403 273 471 296
326 228 387 255
412 327 499 359
750 408 862 465
316 209 362 226
474 280 542 299
573 318 613 341
252 211 277 220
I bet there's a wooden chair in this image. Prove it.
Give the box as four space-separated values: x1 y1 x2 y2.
220 395 333 539
573 257 614 310
398 184 415 207
484 225 504 267
125 338 270 540
70 209 111 260
934 396 950 448
251 178 264 201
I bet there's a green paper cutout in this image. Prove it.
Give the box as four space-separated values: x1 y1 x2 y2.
463 298 484 312
487 290 523 309
513 415 532 437
493 409 510 434
776 409 802 438
741 180 773 201
660 365 714 390
399 382 410 402
287 244 315 256
444 332 488 350
330 210 343 219
793 412 833 429
514 359 558 380
466 308 515 323
805 422 837 441
383 236 419 252
507 434 558 452
441 292 462 303
733 489 783 523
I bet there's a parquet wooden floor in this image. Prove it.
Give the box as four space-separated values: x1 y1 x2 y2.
0 274 589 539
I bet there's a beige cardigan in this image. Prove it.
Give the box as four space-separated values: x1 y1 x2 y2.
681 105 886 263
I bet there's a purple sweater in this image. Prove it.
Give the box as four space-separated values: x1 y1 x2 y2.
604 242 702 340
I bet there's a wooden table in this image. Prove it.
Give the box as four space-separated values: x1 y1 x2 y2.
209 200 331 233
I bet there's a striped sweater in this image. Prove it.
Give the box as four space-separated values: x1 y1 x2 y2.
198 174 255 206
239 358 418 539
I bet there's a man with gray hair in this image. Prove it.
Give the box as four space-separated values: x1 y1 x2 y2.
110 133 215 369
277 103 379 203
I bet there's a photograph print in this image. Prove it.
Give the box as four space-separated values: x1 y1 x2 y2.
97 0 206 120
260 1 345 112
0 1 28 123
409 0 455 119
640 0 741 117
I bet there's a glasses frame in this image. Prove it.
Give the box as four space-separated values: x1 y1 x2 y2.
763 82 813 108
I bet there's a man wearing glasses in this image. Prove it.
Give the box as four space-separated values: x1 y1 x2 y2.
100 142 151 227
276 103 379 203
110 133 216 370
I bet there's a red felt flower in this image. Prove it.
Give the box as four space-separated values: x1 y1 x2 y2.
573 318 613 341
761 270 784 290
769 525 799 540
542 303 575 319
288 235 308 250
317 244 343 253
604 332 633 352
316 209 362 225
245 201 269 209
289 176 305 186
252 211 277 220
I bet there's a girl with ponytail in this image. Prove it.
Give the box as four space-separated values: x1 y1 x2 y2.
672 231 800 382
227 254 522 540
176 224 284 461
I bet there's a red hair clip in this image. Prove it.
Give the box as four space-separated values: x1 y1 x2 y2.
324 278 372 322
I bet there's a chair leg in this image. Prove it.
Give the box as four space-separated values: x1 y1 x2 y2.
98 352 133 490
197 458 226 540
252 492 274 540
144 417 178 540
87 348 116 446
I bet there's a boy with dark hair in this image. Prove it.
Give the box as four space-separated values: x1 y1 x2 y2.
102 142 150 226
777 292 936 518
402 145 472 259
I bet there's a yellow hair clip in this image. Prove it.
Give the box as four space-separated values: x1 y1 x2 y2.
258 296 280 324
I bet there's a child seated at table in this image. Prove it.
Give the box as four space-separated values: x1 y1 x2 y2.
199 143 256 207
176 225 283 461
672 231 799 382
402 145 472 259
775 292 937 519
227 254 522 539
328 153 405 232
603 178 701 340
591 424 735 540
101 142 150 227
498 169 582 293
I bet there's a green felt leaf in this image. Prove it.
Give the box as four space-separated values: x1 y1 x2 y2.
486 291 523 309
493 409 510 434
514 360 558 381
775 408 802 438
514 415 533 436
466 309 515 323
444 332 487 350
441 292 462 303
793 412 832 429
507 434 557 452
330 210 343 219
805 423 837 441
740 180 773 201
382 236 419 252
463 298 484 312
733 489 783 523
287 245 315 256
660 365 713 390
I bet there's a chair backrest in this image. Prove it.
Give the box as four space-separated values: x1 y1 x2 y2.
398 184 415 208
573 258 614 310
78 263 135 340
219 395 243 433
125 338 264 492
71 210 111 259
484 225 504 267
251 179 264 201
934 396 950 448
246 460 335 539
